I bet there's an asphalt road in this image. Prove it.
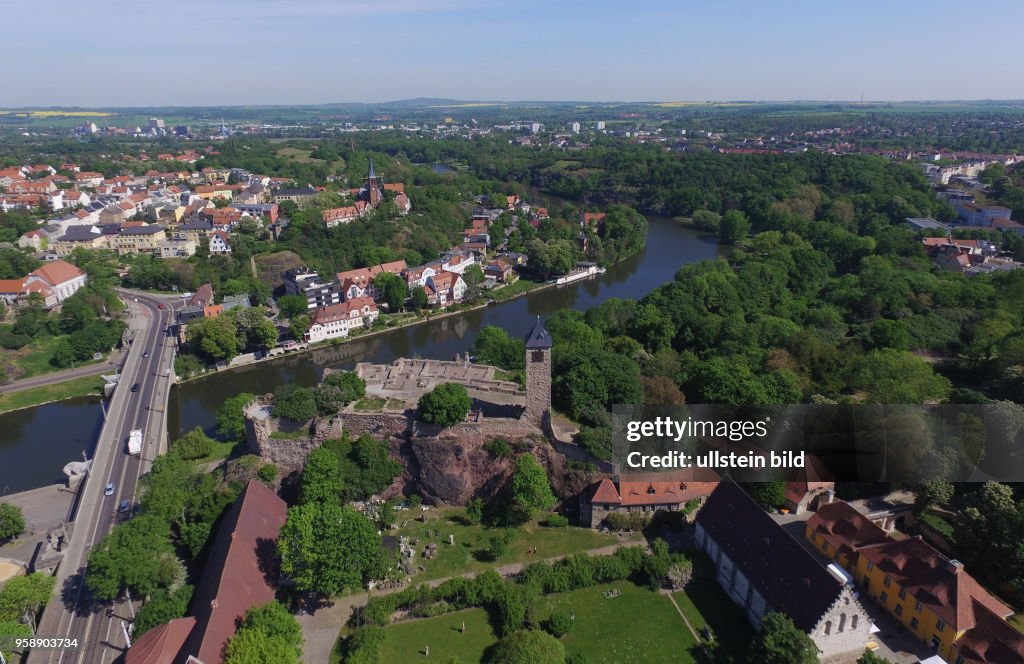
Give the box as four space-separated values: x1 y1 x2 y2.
27 292 177 664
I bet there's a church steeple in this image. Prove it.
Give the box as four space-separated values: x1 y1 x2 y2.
366 159 382 206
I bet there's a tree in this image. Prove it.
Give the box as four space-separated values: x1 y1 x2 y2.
748 612 819 664
510 455 556 523
719 210 750 245
409 285 428 310
912 481 954 516
322 371 366 402
224 601 303 664
289 314 310 341
0 572 54 624
171 427 215 460
418 383 472 426
85 515 181 601
277 294 309 320
666 558 694 590
278 502 383 595
462 264 485 302
373 271 407 312
187 315 239 361
857 651 893 664
473 326 525 371
134 585 194 636
217 392 256 440
851 349 952 403
300 447 345 505
0 503 25 542
742 482 786 511
234 307 278 350
273 384 318 422
489 630 566 664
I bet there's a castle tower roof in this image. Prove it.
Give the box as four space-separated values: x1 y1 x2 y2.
525 316 552 349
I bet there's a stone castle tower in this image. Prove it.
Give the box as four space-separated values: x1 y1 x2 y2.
523 316 552 429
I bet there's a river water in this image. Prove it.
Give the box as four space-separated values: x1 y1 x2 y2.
0 217 719 492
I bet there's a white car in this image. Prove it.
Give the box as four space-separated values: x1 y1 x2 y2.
104 483 115 496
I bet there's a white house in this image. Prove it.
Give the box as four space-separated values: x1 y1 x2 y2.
305 298 379 343
208 230 232 255
425 270 466 307
0 259 88 308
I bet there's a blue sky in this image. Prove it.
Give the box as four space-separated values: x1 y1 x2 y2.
3 0 1022 107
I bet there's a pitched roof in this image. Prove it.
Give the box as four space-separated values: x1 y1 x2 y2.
856 537 1012 631
806 500 888 563
310 298 377 325
178 480 287 664
125 617 195 664
696 482 844 632
29 260 85 286
524 316 552 349
190 283 214 307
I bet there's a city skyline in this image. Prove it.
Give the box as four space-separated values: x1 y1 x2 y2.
2 0 1023 107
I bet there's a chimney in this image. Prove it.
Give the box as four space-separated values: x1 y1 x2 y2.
948 559 964 574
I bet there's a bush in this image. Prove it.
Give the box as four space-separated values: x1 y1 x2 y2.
258 463 278 482
343 625 386 664
604 511 651 532
545 611 574 638
273 384 318 422
171 427 214 460
0 503 25 542
541 515 569 528
484 438 513 459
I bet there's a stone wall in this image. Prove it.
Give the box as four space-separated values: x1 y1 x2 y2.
523 347 551 429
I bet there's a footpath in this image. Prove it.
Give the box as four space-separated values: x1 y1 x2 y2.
296 542 645 663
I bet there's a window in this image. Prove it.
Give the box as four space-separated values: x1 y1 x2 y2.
936 619 945 632
898 588 907 600
531 350 545 363
880 591 888 604
895 605 903 616
956 656 964 664
866 561 874 571
838 613 847 632
824 620 832 635
911 617 919 630
883 575 892 587
851 615 858 630
930 636 941 651
915 600 922 613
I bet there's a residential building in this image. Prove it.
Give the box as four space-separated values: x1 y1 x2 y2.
696 482 873 660
53 225 106 256
229 203 278 223
305 298 379 343
156 238 197 259
425 270 465 306
806 500 1024 663
208 230 231 255
483 258 516 283
17 229 47 250
126 481 288 664
906 217 951 233
335 261 407 301
284 267 341 310
175 218 215 244
954 202 1012 228
109 225 167 255
322 205 362 228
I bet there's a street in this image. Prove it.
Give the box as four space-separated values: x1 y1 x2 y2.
26 292 177 664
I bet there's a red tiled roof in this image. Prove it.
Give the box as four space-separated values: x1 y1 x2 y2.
857 537 1012 631
179 481 287 664
806 501 888 563
29 260 85 287
125 617 195 664
311 298 377 325
382 182 404 193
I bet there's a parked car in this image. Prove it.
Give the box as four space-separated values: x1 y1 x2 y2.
118 499 131 513
104 483 114 496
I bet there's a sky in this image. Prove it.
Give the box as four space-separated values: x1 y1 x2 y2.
3 0 1023 107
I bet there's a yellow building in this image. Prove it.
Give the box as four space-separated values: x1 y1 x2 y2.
110 225 167 255
806 501 1024 664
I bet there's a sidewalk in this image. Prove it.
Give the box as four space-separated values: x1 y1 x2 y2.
296 542 643 663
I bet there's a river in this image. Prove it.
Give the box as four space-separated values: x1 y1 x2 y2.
0 216 719 492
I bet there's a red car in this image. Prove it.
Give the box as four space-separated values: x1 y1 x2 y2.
158 303 167 309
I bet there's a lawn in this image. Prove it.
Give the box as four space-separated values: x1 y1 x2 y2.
353 397 387 412
534 582 699 664
378 607 495 663
391 507 638 582
489 277 545 302
378 582 698 664
673 583 755 662
0 375 104 414
4 335 105 380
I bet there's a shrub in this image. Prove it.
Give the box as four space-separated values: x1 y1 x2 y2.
545 611 574 638
484 438 513 458
417 383 472 426
257 463 278 482
541 514 569 528
171 427 214 460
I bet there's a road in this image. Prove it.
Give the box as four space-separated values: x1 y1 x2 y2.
27 291 178 664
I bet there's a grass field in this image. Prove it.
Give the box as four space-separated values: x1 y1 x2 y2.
673 583 755 661
276 147 325 163
379 582 698 663
1 335 106 381
392 507 636 582
489 277 545 302
0 375 103 414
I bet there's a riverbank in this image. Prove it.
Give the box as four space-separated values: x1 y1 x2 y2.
0 374 104 415
173 276 557 387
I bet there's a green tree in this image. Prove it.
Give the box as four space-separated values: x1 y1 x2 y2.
278 502 383 595
289 314 311 341
490 629 566 664
748 612 819 664
417 383 472 426
462 264 485 302
473 326 525 371
510 455 556 523
742 482 786 511
322 371 367 402
0 503 25 542
134 585 194 636
851 349 952 403
300 447 345 505
273 384 318 422
718 210 750 245
224 600 303 664
85 515 181 601
857 650 894 664
187 315 240 361
0 572 54 624
217 392 256 440
410 285 429 310
171 427 215 460
912 481 954 516
373 271 408 312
